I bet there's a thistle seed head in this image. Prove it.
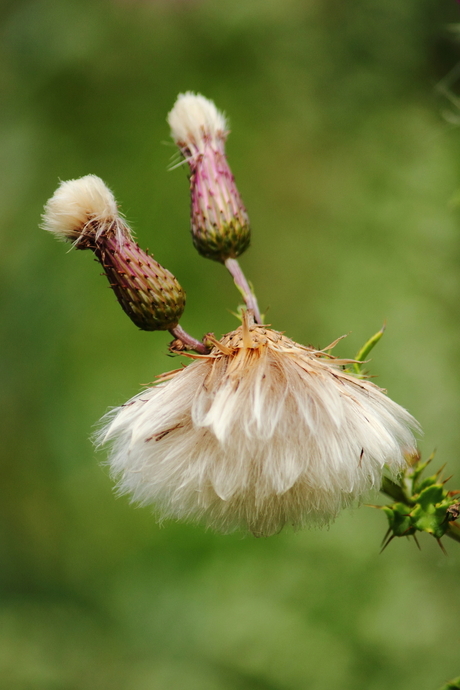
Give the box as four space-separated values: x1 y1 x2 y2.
99 313 420 536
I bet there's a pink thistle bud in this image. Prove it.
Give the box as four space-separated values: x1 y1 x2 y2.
42 175 185 331
168 92 250 263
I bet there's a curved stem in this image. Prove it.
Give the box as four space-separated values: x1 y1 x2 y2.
169 324 209 354
225 257 262 324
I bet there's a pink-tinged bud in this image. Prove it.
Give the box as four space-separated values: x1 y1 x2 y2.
42 175 186 331
168 92 250 263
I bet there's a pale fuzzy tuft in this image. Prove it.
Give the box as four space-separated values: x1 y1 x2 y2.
167 92 228 151
98 316 420 537
42 175 120 243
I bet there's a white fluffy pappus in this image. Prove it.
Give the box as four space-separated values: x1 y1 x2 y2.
167 92 228 152
42 175 121 244
98 315 419 537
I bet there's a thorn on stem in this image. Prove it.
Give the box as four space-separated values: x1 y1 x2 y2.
380 534 395 554
380 527 392 547
436 538 448 556
442 475 454 485
435 463 447 478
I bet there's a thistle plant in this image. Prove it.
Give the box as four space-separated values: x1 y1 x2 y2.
378 451 460 550
42 94 460 545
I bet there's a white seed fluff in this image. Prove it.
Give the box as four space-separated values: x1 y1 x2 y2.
99 317 419 537
42 175 119 243
167 92 228 151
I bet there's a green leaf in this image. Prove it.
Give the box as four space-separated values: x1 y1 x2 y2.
353 324 385 375
416 485 444 511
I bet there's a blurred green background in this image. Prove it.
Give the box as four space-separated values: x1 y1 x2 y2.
2 0 460 688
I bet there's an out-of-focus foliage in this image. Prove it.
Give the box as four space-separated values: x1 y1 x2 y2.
440 677 460 690
1 1 460 688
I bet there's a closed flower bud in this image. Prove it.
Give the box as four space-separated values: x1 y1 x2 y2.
168 92 250 263
99 312 419 537
42 175 186 331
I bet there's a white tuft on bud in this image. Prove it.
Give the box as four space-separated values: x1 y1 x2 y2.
98 314 420 537
42 175 119 244
168 92 227 152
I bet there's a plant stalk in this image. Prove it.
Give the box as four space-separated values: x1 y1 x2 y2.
169 324 209 354
225 257 262 324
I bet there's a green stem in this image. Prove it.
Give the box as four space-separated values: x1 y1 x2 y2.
380 476 408 504
446 523 460 544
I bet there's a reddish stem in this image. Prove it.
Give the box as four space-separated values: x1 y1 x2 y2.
225 258 262 324
169 324 209 354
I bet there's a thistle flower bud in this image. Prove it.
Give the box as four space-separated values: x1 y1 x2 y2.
99 312 420 537
168 92 250 263
42 175 186 331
